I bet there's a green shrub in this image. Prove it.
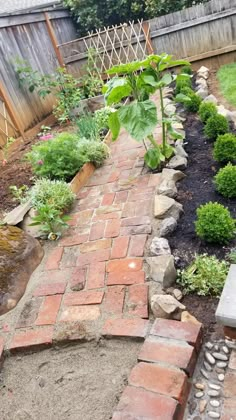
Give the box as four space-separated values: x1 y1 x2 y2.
184 90 202 112
195 202 235 244
215 163 236 198
175 78 192 95
94 106 113 135
76 113 98 140
204 114 229 140
198 101 218 123
213 133 236 163
177 254 229 296
27 178 75 211
27 132 109 181
181 65 192 75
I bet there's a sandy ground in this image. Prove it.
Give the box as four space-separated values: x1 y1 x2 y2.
0 339 141 420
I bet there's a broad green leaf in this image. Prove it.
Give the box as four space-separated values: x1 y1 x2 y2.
167 125 184 140
160 144 174 159
176 73 192 81
118 100 158 142
161 73 172 86
103 77 132 105
175 93 191 103
144 148 162 170
108 111 120 141
107 59 150 75
159 59 190 71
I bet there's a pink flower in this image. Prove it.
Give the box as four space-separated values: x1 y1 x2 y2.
39 134 53 141
37 159 43 165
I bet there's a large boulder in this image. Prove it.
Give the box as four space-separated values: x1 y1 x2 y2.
159 217 177 237
0 225 44 315
146 255 177 289
154 195 183 220
150 237 171 256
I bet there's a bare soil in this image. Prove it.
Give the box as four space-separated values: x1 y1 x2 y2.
0 339 140 420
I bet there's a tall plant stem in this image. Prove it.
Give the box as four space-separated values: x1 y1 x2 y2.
159 87 166 156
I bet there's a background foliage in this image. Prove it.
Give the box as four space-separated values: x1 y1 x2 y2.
64 0 208 36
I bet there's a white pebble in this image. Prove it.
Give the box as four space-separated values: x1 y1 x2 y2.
205 351 216 365
222 345 229 354
218 373 225 381
209 384 221 390
208 390 220 397
204 361 212 371
210 400 220 408
212 352 228 361
195 391 204 398
214 344 219 351
205 341 214 350
208 412 220 419
217 362 227 368
200 369 209 379
195 383 205 390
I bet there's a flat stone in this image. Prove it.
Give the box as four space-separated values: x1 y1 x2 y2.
174 144 188 158
195 391 204 398
161 168 185 182
203 94 218 104
150 237 171 256
216 362 227 368
212 352 228 361
205 351 216 365
218 373 224 381
208 412 220 419
209 384 221 390
181 310 201 325
0 226 44 315
173 289 183 301
3 200 32 225
151 294 185 319
154 195 183 220
210 400 220 408
208 390 220 397
216 265 236 328
156 179 177 198
166 155 187 170
146 255 177 288
199 399 207 413
159 217 177 237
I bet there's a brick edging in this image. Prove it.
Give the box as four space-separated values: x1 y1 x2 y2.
112 318 203 420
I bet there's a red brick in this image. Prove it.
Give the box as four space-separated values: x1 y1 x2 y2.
102 318 149 338
120 225 152 236
38 268 72 284
105 219 121 238
106 258 143 273
229 350 236 370
148 173 162 187
121 216 150 227
112 386 178 420
68 210 93 227
128 192 153 202
35 295 62 326
111 236 130 259
127 284 148 318
88 175 108 186
79 238 111 253
134 200 152 217
77 188 90 199
77 249 110 267
104 286 125 314
87 262 105 289
116 160 135 169
108 170 120 183
93 212 121 222
122 202 135 218
107 271 145 286
59 234 89 247
70 267 86 291
33 282 66 297
224 370 236 398
139 336 196 376
96 204 122 215
129 235 147 257
114 191 128 204
151 319 203 352
9 327 54 352
222 398 236 420
129 362 188 403
45 247 64 270
102 193 115 206
64 290 104 306
89 222 105 241
60 305 100 322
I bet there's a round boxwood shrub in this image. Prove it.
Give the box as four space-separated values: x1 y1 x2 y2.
215 163 236 198
195 202 235 244
184 90 202 113
198 101 218 123
213 133 236 163
204 114 229 140
175 78 192 95
181 65 192 75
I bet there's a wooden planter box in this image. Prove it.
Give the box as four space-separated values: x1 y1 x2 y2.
71 95 105 118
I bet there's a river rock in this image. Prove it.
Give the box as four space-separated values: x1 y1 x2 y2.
150 237 171 256
197 65 209 79
196 87 208 99
204 361 212 372
161 168 185 183
154 195 183 220
216 105 233 121
209 384 221 390
218 373 224 381
173 288 183 301
174 144 188 158
212 352 228 361
205 352 216 365
206 341 214 350
159 217 177 237
166 155 187 170
199 399 207 413
195 391 204 398
196 77 208 87
217 362 227 368
208 412 220 419
222 345 229 354
0 225 44 315
210 400 220 408
156 179 177 198
200 369 209 379
181 310 201 325
195 383 205 390
146 255 177 288
208 390 220 397
203 94 218 104
151 294 185 319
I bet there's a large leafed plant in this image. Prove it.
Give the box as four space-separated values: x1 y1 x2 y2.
103 54 191 169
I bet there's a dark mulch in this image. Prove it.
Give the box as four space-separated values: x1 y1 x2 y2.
167 111 236 339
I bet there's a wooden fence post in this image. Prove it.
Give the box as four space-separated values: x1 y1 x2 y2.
0 81 25 140
44 12 65 67
142 21 154 55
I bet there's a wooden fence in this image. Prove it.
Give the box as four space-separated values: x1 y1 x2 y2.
58 0 236 75
0 7 78 145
